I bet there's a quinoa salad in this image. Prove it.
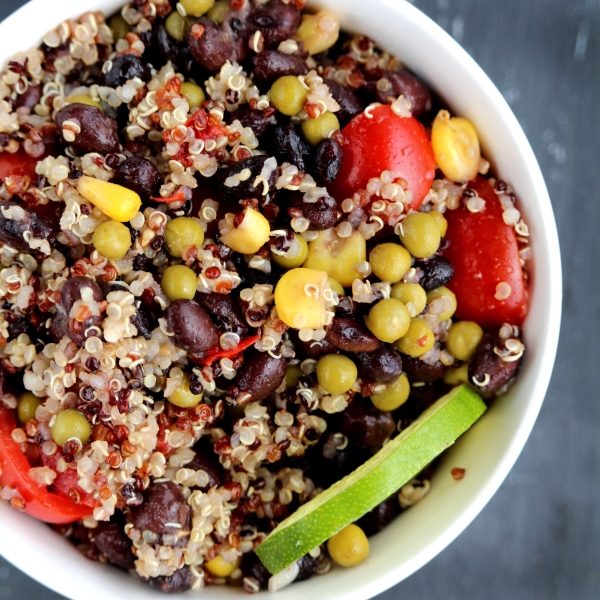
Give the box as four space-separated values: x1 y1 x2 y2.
0 0 530 594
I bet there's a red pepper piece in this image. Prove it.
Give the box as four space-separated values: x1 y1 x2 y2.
192 334 261 366
0 404 93 524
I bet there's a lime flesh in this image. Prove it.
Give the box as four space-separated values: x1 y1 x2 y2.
256 385 486 574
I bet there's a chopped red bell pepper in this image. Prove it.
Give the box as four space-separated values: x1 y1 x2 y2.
0 404 94 524
192 334 261 366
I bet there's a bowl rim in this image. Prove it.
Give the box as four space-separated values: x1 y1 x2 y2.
0 0 562 598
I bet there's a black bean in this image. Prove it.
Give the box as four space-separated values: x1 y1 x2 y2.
61 277 104 314
270 121 311 171
94 518 135 570
227 104 278 138
325 317 379 353
414 255 455 292
377 71 432 117
130 303 155 340
15 83 42 110
235 351 287 402
295 335 337 358
353 344 403 383
196 291 249 337
132 253 152 272
148 568 193 594
165 300 219 354
101 53 151 88
58 276 105 347
154 24 196 75
309 437 370 488
296 553 319 581
252 50 308 83
340 398 396 450
468 331 522 393
287 190 340 231
113 157 161 201
129 481 191 535
55 104 120 155
401 355 446 383
7 316 32 340
325 79 364 125
0 201 56 253
313 137 343 185
246 0 301 48
241 553 270 589
356 495 400 537
217 155 277 204
336 296 355 317
188 17 246 73
187 450 224 491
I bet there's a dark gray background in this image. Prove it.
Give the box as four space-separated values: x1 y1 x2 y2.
0 0 595 598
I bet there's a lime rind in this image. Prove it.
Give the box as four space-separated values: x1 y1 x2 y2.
256 385 487 574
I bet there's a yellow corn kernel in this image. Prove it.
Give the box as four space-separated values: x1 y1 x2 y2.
219 207 271 255
67 94 102 110
431 110 481 183
274 268 331 329
303 229 366 287
294 10 340 55
205 555 240 578
77 176 141 223
328 277 345 297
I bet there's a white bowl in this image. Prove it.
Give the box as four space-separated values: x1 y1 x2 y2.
0 0 561 598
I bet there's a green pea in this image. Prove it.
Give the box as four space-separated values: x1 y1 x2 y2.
399 212 441 258
169 373 203 408
369 243 412 283
93 220 132 260
390 282 427 316
446 321 483 361
161 265 198 301
317 354 357 395
17 392 42 424
301 112 340 145
270 76 309 116
109 14 131 41
370 374 410 411
165 11 195 41
164 217 205 258
364 298 410 343
51 409 91 447
180 82 206 110
394 318 434 357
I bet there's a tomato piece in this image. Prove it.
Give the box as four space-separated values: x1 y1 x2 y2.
0 150 39 183
41 450 97 508
442 177 527 328
329 105 436 210
0 404 93 524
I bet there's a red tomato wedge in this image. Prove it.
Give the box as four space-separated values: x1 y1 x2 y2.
0 150 40 182
443 177 527 328
0 404 93 524
329 105 436 210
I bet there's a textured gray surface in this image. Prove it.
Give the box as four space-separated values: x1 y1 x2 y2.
0 0 594 599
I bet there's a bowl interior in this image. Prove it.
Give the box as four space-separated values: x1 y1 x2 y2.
0 1 561 599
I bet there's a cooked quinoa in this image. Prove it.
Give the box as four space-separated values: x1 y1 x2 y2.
0 0 530 594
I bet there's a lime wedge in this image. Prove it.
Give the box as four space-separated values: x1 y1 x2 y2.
256 385 486 574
